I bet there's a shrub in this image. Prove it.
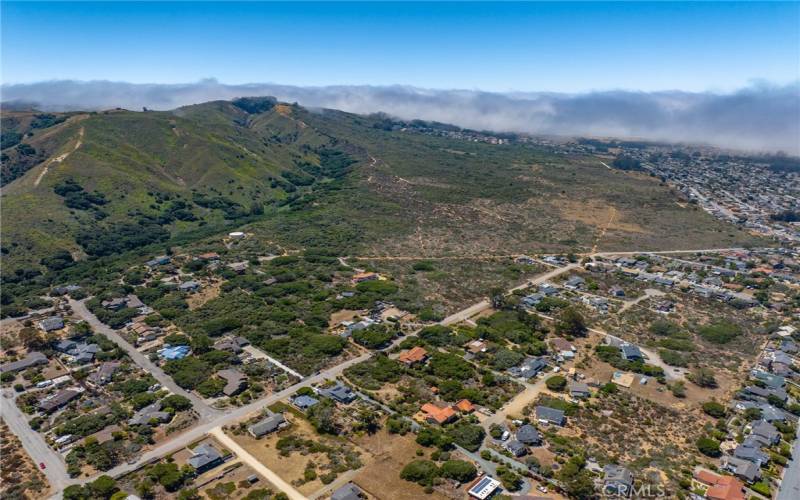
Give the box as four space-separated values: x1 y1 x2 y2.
696 437 721 457
702 401 727 418
545 375 567 392
698 321 742 344
440 460 477 483
400 460 439 485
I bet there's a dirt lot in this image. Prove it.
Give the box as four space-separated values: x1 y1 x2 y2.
230 413 369 496
0 420 51 499
187 280 223 310
196 460 279 500
351 428 450 500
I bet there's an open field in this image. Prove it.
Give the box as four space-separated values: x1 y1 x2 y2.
351 427 450 500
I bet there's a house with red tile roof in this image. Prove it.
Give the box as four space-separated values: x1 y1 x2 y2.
399 346 428 366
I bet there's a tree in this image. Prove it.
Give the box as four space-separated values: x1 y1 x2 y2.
64 485 89 500
90 475 118 498
400 460 439 485
307 398 337 434
697 437 721 457
446 423 485 452
649 319 680 336
555 307 587 337
489 287 506 309
161 394 192 412
670 381 686 398
496 465 522 491
545 375 567 392
440 460 477 483
702 401 727 418
690 367 717 388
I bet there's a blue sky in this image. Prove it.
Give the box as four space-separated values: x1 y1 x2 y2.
2 1 798 92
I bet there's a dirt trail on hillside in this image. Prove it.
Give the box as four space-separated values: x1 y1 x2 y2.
590 206 617 254
33 126 84 186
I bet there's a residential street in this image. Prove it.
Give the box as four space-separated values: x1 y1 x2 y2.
68 298 220 420
777 435 800 500
1 388 70 491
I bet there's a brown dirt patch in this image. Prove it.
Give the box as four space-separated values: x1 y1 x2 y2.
352 429 449 500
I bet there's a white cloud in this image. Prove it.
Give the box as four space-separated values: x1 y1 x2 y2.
2 79 798 154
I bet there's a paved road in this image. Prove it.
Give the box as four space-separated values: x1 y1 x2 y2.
242 345 304 380
1 389 70 491
777 434 800 500
83 349 374 484
69 299 219 420
455 444 532 495
209 427 305 500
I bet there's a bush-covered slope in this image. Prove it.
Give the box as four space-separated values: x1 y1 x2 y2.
1 96 764 312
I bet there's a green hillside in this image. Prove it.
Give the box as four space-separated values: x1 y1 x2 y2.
1 97 764 313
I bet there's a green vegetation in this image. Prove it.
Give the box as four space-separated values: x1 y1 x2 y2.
545 375 567 392
696 436 721 457
399 458 477 487
697 321 742 344
554 308 587 337
595 345 664 377
1 99 762 317
702 401 727 418
352 324 396 349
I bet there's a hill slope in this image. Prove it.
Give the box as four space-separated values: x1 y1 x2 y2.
1 97 762 279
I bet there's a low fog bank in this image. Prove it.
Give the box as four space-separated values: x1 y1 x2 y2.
3 79 798 154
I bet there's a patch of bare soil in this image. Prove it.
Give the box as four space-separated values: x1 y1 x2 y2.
352 428 450 500
0 420 51 499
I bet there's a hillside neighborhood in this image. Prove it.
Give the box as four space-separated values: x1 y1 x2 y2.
3 235 800 500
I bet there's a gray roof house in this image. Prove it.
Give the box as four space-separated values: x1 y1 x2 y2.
620 344 643 362
1 352 48 373
503 439 528 457
722 456 761 483
214 336 250 353
509 357 547 379
87 362 121 386
331 482 366 500
39 316 65 332
54 339 77 353
128 401 171 426
564 275 585 290
218 369 248 397
292 395 319 410
603 464 634 497
320 383 357 404
146 255 171 268
187 443 223 473
535 406 566 426
569 381 591 399
179 281 201 292
515 424 541 445
248 413 287 438
750 420 781 445
39 389 81 413
733 444 769 467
